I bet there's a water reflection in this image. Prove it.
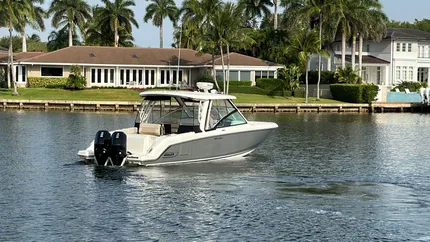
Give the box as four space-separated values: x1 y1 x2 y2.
1 110 430 241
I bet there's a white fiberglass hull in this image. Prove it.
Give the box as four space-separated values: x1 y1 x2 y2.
78 121 277 166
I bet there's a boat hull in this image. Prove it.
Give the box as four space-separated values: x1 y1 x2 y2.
131 127 274 166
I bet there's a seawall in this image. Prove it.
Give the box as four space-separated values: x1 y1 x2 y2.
1 100 428 113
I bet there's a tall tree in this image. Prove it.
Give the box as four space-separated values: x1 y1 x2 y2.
179 0 222 88
48 0 91 47
19 0 46 52
144 0 178 48
287 29 326 103
239 0 273 28
93 0 139 47
47 27 80 51
2 0 33 95
356 0 387 77
298 0 338 100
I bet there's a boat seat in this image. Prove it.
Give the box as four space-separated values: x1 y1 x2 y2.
139 123 164 136
177 125 201 134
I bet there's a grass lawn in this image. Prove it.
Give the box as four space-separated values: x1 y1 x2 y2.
0 88 345 104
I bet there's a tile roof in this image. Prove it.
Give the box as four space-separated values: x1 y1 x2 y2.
0 52 45 63
11 46 281 67
385 28 430 40
335 55 390 64
211 52 281 66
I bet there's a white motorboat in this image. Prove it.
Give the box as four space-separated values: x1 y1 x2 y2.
78 83 278 166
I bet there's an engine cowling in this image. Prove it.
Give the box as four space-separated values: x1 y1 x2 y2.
94 130 111 166
110 131 127 166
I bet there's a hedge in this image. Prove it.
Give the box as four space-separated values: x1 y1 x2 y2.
300 71 337 84
215 80 251 89
229 86 268 95
330 84 379 103
28 77 68 88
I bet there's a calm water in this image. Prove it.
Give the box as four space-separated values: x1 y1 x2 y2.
0 110 429 241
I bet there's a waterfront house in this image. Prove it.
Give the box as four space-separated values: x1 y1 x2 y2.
310 28 430 87
0 46 281 88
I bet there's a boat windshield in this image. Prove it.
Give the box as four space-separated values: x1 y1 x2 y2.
206 99 247 130
136 96 203 134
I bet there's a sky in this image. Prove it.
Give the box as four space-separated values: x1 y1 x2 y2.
0 0 429 48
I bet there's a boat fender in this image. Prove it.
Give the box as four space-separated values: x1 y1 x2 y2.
94 130 111 166
110 131 127 166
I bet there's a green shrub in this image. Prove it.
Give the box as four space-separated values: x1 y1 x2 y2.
391 81 426 92
256 78 287 90
362 84 379 103
65 65 85 90
255 78 288 96
299 71 336 84
330 84 362 103
28 77 68 88
229 86 268 95
330 84 378 103
197 73 214 83
65 75 86 90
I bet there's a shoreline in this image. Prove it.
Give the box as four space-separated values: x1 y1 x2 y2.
1 99 427 113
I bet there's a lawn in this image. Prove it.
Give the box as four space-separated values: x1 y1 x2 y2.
0 88 345 104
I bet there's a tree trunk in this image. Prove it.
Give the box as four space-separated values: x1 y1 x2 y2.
359 35 363 77
219 43 226 94
212 49 220 90
69 21 73 47
342 32 346 69
22 29 27 52
226 43 230 94
159 20 163 48
351 35 356 70
317 13 322 101
10 23 18 96
274 0 278 30
114 19 119 47
305 58 309 103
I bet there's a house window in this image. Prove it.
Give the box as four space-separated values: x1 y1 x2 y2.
408 43 412 52
396 43 401 52
366 44 370 52
229 71 238 81
21 66 26 83
409 67 414 80
268 71 275 78
150 70 155 86
402 66 407 80
41 67 63 77
377 67 381 84
110 69 114 83
240 71 251 81
362 67 368 83
216 70 224 80
97 69 102 83
396 66 401 80
255 71 262 79
402 43 406 52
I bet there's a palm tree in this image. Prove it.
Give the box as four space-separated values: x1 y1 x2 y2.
20 0 46 52
48 0 91 47
2 0 33 95
356 0 387 77
47 27 80 51
221 3 255 94
239 0 273 28
179 0 223 88
287 29 327 103
85 5 135 47
297 0 338 100
333 0 362 69
144 0 178 48
92 0 139 47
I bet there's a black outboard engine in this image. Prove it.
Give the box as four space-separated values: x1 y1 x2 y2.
110 131 127 166
94 130 111 166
